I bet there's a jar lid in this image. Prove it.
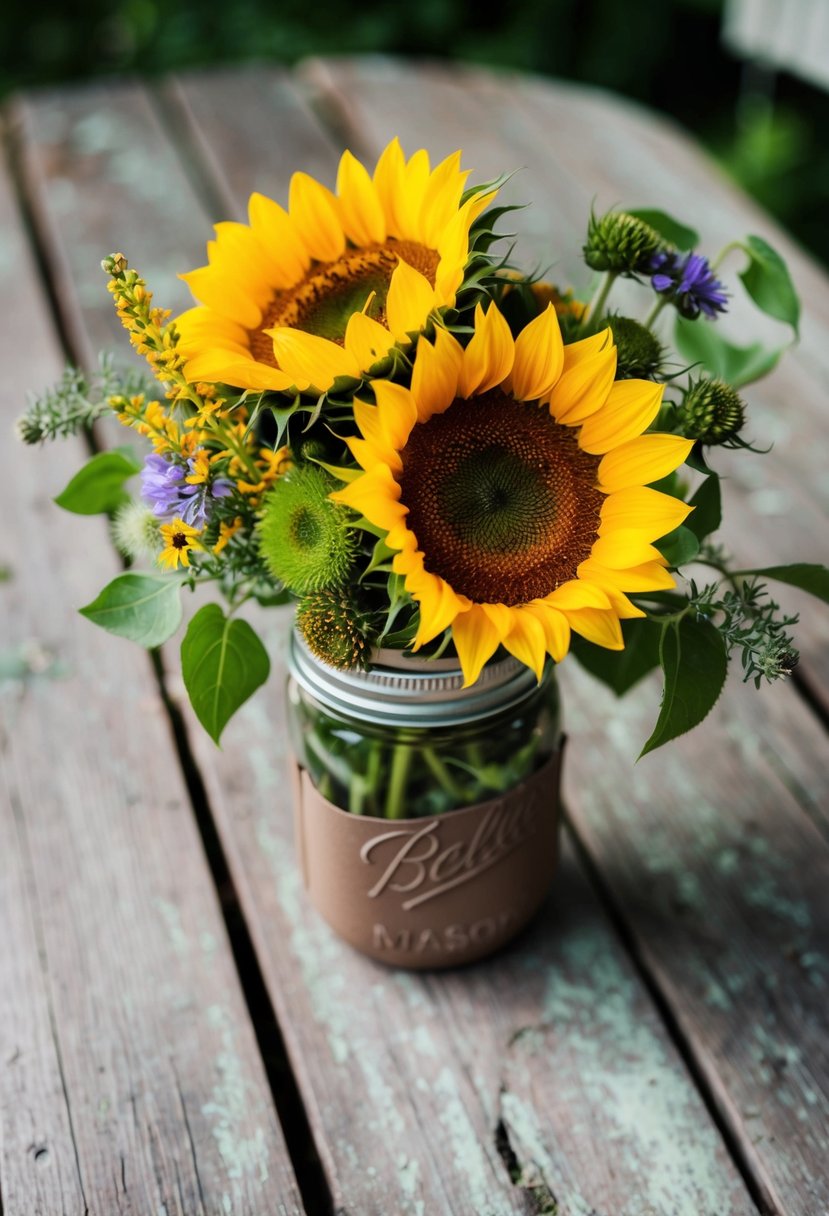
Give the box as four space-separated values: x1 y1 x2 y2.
288 629 546 728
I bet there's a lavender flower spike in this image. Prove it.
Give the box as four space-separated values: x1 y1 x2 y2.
141 452 230 529
649 250 728 320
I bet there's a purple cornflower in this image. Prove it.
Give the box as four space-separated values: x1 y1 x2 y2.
141 452 232 529
649 251 728 320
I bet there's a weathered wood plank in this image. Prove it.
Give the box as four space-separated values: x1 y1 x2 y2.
185 58 829 1214
0 134 303 1216
17 72 761 1213
302 56 829 700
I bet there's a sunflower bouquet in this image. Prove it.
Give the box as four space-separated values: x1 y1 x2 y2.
20 138 827 804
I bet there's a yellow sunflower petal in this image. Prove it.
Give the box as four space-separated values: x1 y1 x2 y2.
589 531 667 570
458 303 515 397
452 605 503 687
176 306 249 349
397 148 431 240
352 396 399 468
502 610 547 681
561 327 611 370
211 222 280 302
179 266 262 329
510 304 565 401
599 486 693 541
411 328 464 420
598 434 694 493
523 602 572 663
373 137 407 237
412 571 466 648
579 558 676 593
248 192 309 284
547 342 617 424
288 171 345 263
182 350 298 392
418 150 469 248
385 258 437 340
336 149 386 246
330 464 408 531
268 328 360 391
373 381 419 451
545 579 612 612
579 379 665 455
344 310 395 374
344 435 390 473
564 607 624 650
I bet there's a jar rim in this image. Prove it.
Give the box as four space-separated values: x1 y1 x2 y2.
288 628 551 727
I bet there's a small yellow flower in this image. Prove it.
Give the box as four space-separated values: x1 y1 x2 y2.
213 516 243 554
158 518 203 569
185 450 211 484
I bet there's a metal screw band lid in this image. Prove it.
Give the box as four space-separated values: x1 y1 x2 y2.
287 628 548 728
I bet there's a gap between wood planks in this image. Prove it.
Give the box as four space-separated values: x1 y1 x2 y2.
146 73 777 1216
1 107 333 1216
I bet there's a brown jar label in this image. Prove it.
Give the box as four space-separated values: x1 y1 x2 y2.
291 743 564 969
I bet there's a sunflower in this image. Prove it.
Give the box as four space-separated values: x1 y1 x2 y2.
175 140 495 396
331 303 694 685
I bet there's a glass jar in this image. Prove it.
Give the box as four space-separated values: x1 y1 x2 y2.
286 629 561 819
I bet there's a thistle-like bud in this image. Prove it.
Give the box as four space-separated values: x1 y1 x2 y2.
296 587 374 670
607 315 665 380
258 463 355 594
679 378 746 444
111 500 163 559
584 210 663 274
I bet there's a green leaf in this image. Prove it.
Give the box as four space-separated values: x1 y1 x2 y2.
674 316 783 387
54 447 142 515
628 208 698 250
181 604 270 744
741 563 829 605
738 235 800 335
686 475 721 542
80 573 182 647
571 619 663 696
640 617 727 757
656 525 700 568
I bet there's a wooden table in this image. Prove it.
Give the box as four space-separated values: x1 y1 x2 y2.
2 57 828 1216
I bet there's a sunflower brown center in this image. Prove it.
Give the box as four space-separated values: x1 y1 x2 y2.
399 391 604 605
248 240 439 366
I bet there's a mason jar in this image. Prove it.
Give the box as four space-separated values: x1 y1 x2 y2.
286 629 565 968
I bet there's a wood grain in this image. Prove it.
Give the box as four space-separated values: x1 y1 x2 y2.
16 72 762 1214
0 140 303 1216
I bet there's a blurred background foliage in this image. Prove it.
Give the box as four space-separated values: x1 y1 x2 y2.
3 0 827 265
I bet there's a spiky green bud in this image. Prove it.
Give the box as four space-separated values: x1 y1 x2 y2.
258 463 355 594
584 210 663 274
607 315 665 379
296 587 374 670
680 377 746 445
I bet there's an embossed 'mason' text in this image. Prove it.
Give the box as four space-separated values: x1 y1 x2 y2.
359 794 542 909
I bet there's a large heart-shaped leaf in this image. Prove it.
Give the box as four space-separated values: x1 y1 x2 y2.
640 617 727 757
80 572 182 647
181 604 270 744
55 447 142 515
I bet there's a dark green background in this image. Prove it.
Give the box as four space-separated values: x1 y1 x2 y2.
4 0 827 264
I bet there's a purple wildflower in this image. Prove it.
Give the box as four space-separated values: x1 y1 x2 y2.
141 452 231 529
649 251 728 320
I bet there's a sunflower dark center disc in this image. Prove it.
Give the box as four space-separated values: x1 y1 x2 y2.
400 391 604 604
248 240 439 363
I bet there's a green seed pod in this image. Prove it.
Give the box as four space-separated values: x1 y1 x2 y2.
296 587 374 670
258 463 355 593
111 500 162 558
607 315 665 379
584 210 663 274
680 377 746 445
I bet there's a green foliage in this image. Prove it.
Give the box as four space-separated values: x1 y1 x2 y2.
571 619 663 696
80 572 183 647
741 563 829 605
181 603 271 744
641 617 727 757
627 208 698 250
673 316 783 387
54 447 141 514
17 354 151 444
685 475 721 542
655 525 700 567
738 236 800 334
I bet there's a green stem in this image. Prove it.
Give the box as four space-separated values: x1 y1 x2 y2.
710 240 745 273
583 271 618 332
421 747 463 802
384 743 412 819
644 296 669 328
